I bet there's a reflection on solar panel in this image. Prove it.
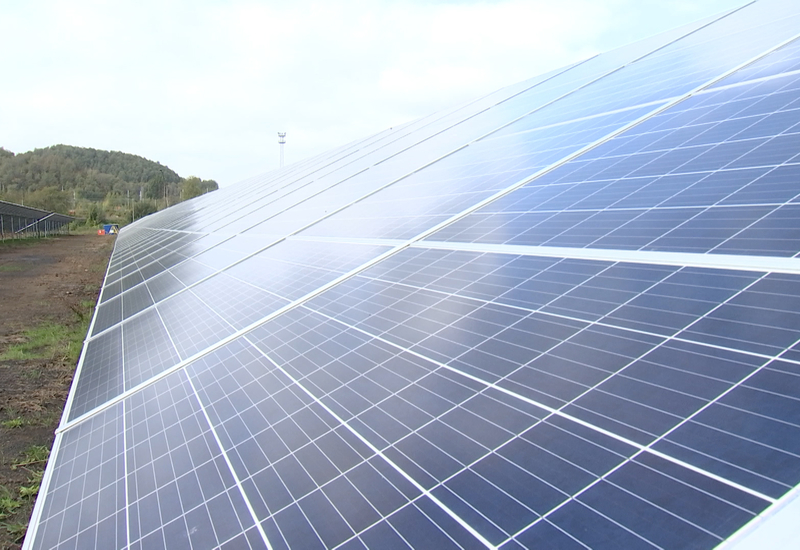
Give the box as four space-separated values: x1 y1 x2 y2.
24 1 800 548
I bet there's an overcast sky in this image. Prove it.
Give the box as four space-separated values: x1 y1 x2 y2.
0 0 750 186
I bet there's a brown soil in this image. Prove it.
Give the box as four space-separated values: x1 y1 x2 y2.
0 233 114 549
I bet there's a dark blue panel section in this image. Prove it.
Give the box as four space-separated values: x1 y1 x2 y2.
431 65 800 257
157 290 238 360
184 337 438 546
125 369 265 549
68 326 124 421
678 273 800 356
190 272 290 330
92 295 122 335
578 479 719 549
122 309 182 390
31 406 126 550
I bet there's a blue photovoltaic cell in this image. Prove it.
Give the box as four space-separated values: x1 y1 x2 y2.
123 309 181 390
430 60 800 255
68 326 123 421
30 405 126 550
124 369 267 550
27 3 800 549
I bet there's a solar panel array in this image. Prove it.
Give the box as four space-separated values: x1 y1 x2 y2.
0 199 74 238
25 1 800 548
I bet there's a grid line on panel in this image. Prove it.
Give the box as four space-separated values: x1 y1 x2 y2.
361 29 800 270
428 68 800 252
247 304 764 548
121 309 131 547
85 235 284 343
121 399 131 549
415 240 800 275
355 259 791 376
254 309 646 545
339 248 800 437
109 230 212 284
180 340 416 548
26 405 127 550
569 161 800 257
241 335 496 550
89 234 388 344
122 366 270 549
709 197 800 258
182 370 274 549
506 288 800 545
722 482 800 549
303 303 775 504
57 241 412 434
104 231 238 309
505 432 760 547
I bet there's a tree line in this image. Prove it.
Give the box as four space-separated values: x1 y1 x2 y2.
0 145 218 225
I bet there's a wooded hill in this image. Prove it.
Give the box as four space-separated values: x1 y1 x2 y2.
0 145 218 224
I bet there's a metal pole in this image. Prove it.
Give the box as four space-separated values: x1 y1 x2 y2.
278 132 286 168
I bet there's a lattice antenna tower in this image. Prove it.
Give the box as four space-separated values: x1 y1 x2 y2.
278 132 286 168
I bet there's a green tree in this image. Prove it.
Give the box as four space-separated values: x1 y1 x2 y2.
128 199 158 222
181 176 204 200
145 172 165 200
86 203 105 226
26 187 70 213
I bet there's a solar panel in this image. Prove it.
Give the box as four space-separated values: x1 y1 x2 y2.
24 1 800 548
0 199 74 237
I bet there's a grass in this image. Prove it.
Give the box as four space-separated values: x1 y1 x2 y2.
0 488 21 519
0 265 23 272
0 419 24 429
0 322 79 362
0 462 45 543
12 446 49 471
1 521 27 542
0 237 55 250
0 301 93 364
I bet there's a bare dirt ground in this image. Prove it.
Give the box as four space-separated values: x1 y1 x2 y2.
0 233 114 549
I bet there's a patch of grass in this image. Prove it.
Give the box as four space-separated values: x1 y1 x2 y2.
1 521 27 542
0 322 73 361
0 418 25 429
17 445 50 466
0 264 23 272
0 300 93 363
0 236 55 250
0 487 21 520
19 470 43 499
13 446 49 470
